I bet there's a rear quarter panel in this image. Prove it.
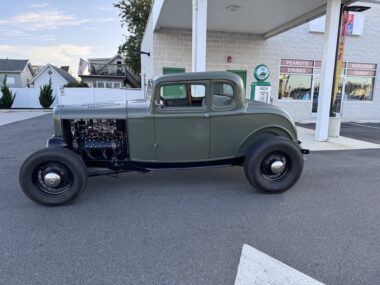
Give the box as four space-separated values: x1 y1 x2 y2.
210 104 297 159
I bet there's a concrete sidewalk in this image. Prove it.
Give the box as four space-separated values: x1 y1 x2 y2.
0 110 50 126
298 126 380 151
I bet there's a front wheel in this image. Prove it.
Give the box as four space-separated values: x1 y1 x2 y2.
244 136 304 193
19 148 88 206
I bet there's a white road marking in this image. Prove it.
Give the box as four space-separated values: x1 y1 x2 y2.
346 122 380 130
235 244 325 285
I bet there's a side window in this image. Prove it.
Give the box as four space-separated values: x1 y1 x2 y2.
212 82 235 108
159 84 206 108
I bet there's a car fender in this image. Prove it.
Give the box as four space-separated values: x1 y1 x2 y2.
236 125 296 157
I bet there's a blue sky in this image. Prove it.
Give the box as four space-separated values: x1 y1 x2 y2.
0 0 125 72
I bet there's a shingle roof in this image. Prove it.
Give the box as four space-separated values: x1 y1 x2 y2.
0 59 29 72
51 65 78 83
60 66 69 72
30 64 78 84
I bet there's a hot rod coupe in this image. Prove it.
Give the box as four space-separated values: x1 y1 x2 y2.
20 72 308 205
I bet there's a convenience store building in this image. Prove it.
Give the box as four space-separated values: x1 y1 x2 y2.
141 0 380 140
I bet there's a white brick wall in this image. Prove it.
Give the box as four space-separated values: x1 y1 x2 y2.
150 2 380 122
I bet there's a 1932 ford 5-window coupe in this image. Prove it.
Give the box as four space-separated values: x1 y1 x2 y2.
20 72 308 205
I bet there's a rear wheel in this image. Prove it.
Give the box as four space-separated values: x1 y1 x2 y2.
19 148 88 206
244 136 304 193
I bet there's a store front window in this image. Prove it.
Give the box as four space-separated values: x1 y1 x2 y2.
279 74 313 100
279 59 377 114
279 59 314 100
345 76 374 101
344 62 376 101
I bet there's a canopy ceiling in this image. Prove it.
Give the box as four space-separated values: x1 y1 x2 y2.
154 0 355 38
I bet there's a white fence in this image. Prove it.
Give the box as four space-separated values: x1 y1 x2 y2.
9 87 143 108
11 88 43 108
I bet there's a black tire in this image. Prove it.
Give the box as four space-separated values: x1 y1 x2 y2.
19 147 88 206
244 136 304 193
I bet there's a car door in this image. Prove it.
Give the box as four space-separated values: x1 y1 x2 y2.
210 80 244 159
154 81 210 162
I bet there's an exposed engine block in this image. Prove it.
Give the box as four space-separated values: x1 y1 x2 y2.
71 119 127 161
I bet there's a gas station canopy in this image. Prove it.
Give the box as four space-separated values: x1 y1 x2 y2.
153 0 353 38
150 0 377 141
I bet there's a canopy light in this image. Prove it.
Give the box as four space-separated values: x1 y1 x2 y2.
345 6 371 12
226 5 241 12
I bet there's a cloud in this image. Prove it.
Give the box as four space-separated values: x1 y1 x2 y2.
0 45 18 53
30 2 49 8
29 45 92 66
1 30 55 42
0 8 119 41
1 30 29 38
39 34 56 41
95 17 118 23
0 9 89 32
0 44 92 70
96 6 116 12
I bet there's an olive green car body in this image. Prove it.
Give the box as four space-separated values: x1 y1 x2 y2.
51 71 299 165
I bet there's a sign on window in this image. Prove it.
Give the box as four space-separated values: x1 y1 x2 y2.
309 14 365 35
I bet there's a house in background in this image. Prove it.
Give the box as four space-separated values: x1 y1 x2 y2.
60 66 70 72
30 64 78 106
33 65 70 75
79 54 140 88
0 59 35 87
32 65 45 74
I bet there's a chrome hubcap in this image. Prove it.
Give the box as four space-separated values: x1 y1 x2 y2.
43 172 61 188
33 162 73 196
261 151 290 181
270 161 285 174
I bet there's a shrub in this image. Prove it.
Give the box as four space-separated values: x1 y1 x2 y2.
39 79 55 108
0 75 16 109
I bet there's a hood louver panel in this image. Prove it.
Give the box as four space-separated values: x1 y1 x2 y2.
82 101 124 109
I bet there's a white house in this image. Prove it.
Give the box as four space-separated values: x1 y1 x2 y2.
30 64 78 106
0 59 35 87
79 54 140 88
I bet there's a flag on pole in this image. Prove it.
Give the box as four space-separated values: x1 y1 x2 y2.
78 58 88 75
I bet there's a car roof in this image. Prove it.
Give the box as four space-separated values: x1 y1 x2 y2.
154 71 244 86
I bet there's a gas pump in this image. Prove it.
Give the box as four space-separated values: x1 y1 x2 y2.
250 64 271 104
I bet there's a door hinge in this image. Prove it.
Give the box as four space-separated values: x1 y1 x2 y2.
153 142 158 149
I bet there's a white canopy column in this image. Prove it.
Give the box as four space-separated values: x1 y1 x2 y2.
192 0 208 72
315 0 342 141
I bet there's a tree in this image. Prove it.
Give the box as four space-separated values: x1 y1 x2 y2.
0 75 16 109
39 79 55 108
114 0 152 75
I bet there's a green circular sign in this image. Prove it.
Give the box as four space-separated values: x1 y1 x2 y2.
254 64 270 81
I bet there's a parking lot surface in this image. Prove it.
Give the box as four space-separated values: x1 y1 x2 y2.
0 110 49 126
1 115 380 284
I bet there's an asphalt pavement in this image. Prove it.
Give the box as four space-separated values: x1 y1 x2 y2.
1 114 380 284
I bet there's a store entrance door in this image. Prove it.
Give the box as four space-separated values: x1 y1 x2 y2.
311 76 320 116
311 75 343 117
